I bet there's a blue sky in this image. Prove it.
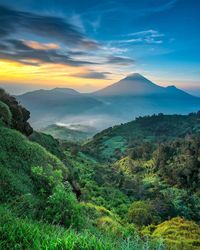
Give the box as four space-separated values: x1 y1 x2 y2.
0 0 199 94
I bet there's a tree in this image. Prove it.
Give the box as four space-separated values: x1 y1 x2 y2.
0 101 12 126
0 88 33 135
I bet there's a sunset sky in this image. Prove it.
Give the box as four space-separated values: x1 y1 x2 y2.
0 0 199 95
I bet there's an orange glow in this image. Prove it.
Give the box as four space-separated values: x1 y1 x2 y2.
0 60 120 91
24 40 60 50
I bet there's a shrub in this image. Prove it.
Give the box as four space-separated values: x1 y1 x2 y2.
128 200 160 226
142 217 200 250
44 184 84 229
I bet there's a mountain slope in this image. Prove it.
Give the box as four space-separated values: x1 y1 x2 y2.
93 73 196 98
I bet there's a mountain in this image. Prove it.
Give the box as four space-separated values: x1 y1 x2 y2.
93 73 193 97
93 73 165 96
16 74 200 130
17 88 103 128
91 73 200 124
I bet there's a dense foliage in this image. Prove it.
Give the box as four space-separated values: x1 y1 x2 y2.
1 89 200 249
84 112 200 161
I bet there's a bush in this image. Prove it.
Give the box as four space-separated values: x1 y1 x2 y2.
128 200 160 226
44 184 84 229
97 216 136 238
142 217 200 250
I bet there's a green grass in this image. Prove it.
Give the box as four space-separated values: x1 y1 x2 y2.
0 206 165 250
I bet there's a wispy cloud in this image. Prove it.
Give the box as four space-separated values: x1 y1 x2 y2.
106 55 135 65
150 0 178 12
70 70 111 79
24 41 60 50
112 29 165 45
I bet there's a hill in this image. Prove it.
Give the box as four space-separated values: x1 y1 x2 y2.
0 88 166 249
1 88 200 249
84 112 200 161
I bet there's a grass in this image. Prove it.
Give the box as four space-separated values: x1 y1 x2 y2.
0 206 165 250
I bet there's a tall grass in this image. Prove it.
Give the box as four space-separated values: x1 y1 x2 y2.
0 206 165 250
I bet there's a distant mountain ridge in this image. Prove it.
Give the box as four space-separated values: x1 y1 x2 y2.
16 73 200 130
93 73 165 96
93 73 194 98
17 87 103 128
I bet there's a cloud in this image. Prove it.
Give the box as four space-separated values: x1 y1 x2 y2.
0 39 98 66
113 29 164 45
68 13 85 33
0 5 136 71
126 30 164 38
151 0 178 12
0 5 99 49
24 41 60 50
106 56 134 65
70 70 112 79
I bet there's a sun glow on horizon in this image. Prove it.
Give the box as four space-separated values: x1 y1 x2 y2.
0 60 120 91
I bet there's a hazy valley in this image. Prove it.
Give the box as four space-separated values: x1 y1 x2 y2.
17 74 200 133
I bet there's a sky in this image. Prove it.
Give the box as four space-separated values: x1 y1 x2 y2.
0 0 199 95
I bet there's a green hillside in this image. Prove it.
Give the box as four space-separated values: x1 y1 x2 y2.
0 123 163 250
1 89 200 249
0 90 165 249
84 113 200 161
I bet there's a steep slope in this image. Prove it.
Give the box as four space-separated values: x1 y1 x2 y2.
17 88 103 128
0 125 69 202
